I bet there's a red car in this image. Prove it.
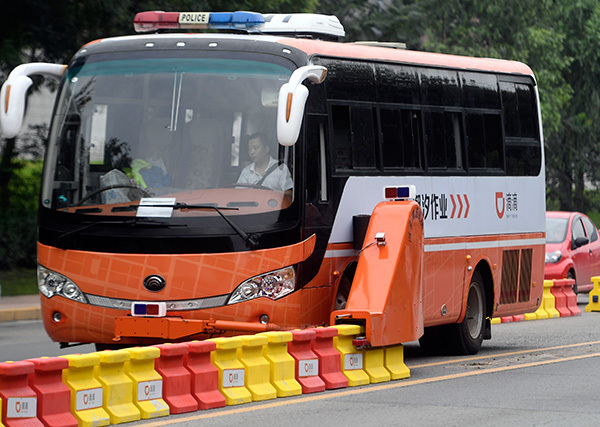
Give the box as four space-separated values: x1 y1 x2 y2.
545 211 600 292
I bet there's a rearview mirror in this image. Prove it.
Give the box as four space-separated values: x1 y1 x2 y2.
277 65 327 146
0 63 65 138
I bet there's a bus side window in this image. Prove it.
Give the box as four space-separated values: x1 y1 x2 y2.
423 110 463 170
330 104 378 172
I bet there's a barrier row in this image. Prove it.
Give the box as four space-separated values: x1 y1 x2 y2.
0 324 410 426
491 279 582 324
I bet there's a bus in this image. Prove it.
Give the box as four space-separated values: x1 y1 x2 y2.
0 11 545 354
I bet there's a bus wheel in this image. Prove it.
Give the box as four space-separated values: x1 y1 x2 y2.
450 271 486 355
334 263 356 310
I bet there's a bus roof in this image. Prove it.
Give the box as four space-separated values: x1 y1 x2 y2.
278 37 535 78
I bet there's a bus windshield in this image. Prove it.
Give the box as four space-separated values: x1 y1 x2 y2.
42 54 295 220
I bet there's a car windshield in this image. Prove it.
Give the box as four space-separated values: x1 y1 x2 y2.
546 217 568 244
41 53 295 219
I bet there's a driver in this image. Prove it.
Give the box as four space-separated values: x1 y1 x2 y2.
237 132 293 193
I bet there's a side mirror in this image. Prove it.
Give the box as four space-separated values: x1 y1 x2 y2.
573 236 589 249
277 65 327 146
0 63 65 138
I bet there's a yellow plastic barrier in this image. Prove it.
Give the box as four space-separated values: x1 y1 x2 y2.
491 317 501 324
208 337 251 405
541 280 560 318
384 345 410 380
61 353 110 427
124 347 169 419
93 350 140 424
0 397 3 427
238 335 277 401
363 348 391 383
586 276 600 312
332 325 369 387
259 332 302 397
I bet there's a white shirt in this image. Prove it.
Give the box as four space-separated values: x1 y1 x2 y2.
237 156 293 192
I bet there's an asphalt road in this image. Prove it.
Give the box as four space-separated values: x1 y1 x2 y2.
1 295 599 426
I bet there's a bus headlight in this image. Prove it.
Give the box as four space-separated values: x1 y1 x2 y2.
228 266 296 304
37 265 88 303
545 250 562 264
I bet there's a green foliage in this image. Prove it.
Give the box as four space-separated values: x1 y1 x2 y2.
0 268 38 296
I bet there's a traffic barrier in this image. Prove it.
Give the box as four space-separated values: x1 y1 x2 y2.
541 280 560 318
383 345 410 380
288 330 325 394
500 316 513 323
183 341 226 410
259 332 301 397
25 357 77 427
208 337 251 406
0 361 41 426
490 318 501 324
94 350 140 424
511 314 525 322
550 279 571 317
586 276 600 312
563 279 581 316
523 311 538 321
61 353 110 427
332 325 369 387
363 347 391 384
123 347 169 419
238 335 277 401
308 327 348 390
153 343 198 414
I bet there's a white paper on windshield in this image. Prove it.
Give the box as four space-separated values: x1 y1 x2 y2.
136 198 176 218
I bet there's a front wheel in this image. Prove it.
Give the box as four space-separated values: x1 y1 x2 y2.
449 271 486 355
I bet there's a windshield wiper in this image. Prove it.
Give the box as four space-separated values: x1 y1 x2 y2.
55 218 185 249
114 202 259 249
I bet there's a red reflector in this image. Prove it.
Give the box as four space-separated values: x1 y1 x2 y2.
352 338 369 347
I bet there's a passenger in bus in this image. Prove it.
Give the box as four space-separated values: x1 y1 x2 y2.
237 132 293 193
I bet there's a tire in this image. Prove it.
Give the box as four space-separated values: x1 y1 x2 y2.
567 270 577 294
448 271 486 355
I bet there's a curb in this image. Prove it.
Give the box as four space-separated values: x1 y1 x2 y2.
0 307 42 323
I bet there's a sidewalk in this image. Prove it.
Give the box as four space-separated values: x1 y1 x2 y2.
0 294 42 322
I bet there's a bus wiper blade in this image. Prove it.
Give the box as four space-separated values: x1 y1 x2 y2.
176 202 259 249
55 218 185 248
111 202 258 249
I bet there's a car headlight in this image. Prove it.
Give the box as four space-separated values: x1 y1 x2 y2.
228 266 296 304
37 265 87 303
545 250 562 264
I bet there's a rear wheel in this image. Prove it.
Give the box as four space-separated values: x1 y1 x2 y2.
420 271 487 355
449 271 486 355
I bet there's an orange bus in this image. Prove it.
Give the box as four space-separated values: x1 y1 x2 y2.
0 11 545 354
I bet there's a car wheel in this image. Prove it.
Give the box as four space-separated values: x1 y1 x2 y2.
567 270 577 293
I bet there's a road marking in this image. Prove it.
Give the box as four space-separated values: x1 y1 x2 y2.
408 340 600 369
137 350 600 426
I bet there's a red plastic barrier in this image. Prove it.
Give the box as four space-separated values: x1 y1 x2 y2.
511 314 525 322
500 316 513 323
550 279 571 317
288 330 325 394
25 357 77 427
153 343 198 414
0 361 42 426
183 341 225 410
563 279 582 316
308 327 348 390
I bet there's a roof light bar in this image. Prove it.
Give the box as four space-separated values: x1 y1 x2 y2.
384 185 416 201
134 11 265 33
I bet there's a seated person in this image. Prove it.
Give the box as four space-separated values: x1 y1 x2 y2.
237 132 293 193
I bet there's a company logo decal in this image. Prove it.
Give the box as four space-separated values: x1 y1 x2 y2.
495 191 519 219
